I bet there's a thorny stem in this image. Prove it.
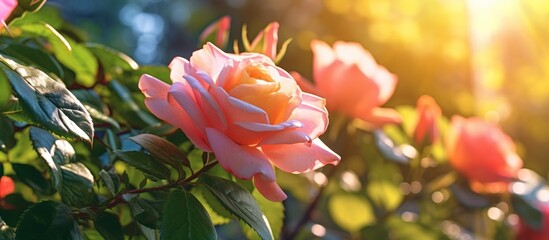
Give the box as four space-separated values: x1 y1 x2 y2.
103 159 218 209
77 159 219 218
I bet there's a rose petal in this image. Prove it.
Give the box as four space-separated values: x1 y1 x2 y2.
0 176 14 199
253 174 287 202
139 75 211 151
169 57 193 84
205 128 275 181
169 81 206 125
291 71 319 96
183 75 227 129
263 138 340 174
191 43 233 80
289 93 328 139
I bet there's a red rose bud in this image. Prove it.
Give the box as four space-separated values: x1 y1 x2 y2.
413 95 442 146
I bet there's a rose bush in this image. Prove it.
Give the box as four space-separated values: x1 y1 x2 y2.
446 116 523 192
294 40 400 125
139 43 340 201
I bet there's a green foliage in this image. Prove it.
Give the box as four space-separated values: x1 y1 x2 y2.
200 174 274 240
15 201 81 240
161 189 217 240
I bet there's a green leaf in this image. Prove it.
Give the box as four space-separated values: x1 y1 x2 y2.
12 163 51 194
95 211 124 240
29 127 75 190
161 189 217 240
0 41 65 78
120 66 170 91
72 89 119 130
14 22 72 57
0 56 94 143
99 169 119 196
114 150 171 181
129 133 189 173
366 158 404 211
386 216 447 240
86 43 138 77
108 80 159 128
190 185 232 225
15 201 82 240
200 174 273 240
0 69 12 112
328 193 375 232
242 189 284 240
60 163 97 208
0 117 16 153
55 36 98 87
366 180 403 211
127 197 162 229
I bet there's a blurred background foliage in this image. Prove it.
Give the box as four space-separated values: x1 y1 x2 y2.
46 0 549 178
48 0 549 176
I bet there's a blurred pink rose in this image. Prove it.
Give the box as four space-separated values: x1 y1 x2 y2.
294 40 400 125
139 43 340 201
446 116 522 193
413 95 442 145
0 0 17 22
199 16 231 49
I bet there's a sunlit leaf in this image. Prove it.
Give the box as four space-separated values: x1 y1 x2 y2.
161 189 217 240
0 56 93 143
14 22 71 56
366 180 403 211
242 189 284 240
15 201 82 240
129 133 189 174
114 150 171 181
86 43 138 77
328 193 375 232
191 185 232 225
61 163 97 208
200 174 273 240
29 127 75 190
55 36 98 87
0 41 65 78
0 67 12 112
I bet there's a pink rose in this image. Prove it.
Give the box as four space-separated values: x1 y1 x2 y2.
0 0 17 23
294 40 400 125
139 43 340 201
446 116 522 193
413 95 442 145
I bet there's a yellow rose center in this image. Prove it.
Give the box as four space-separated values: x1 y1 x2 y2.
226 63 292 124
